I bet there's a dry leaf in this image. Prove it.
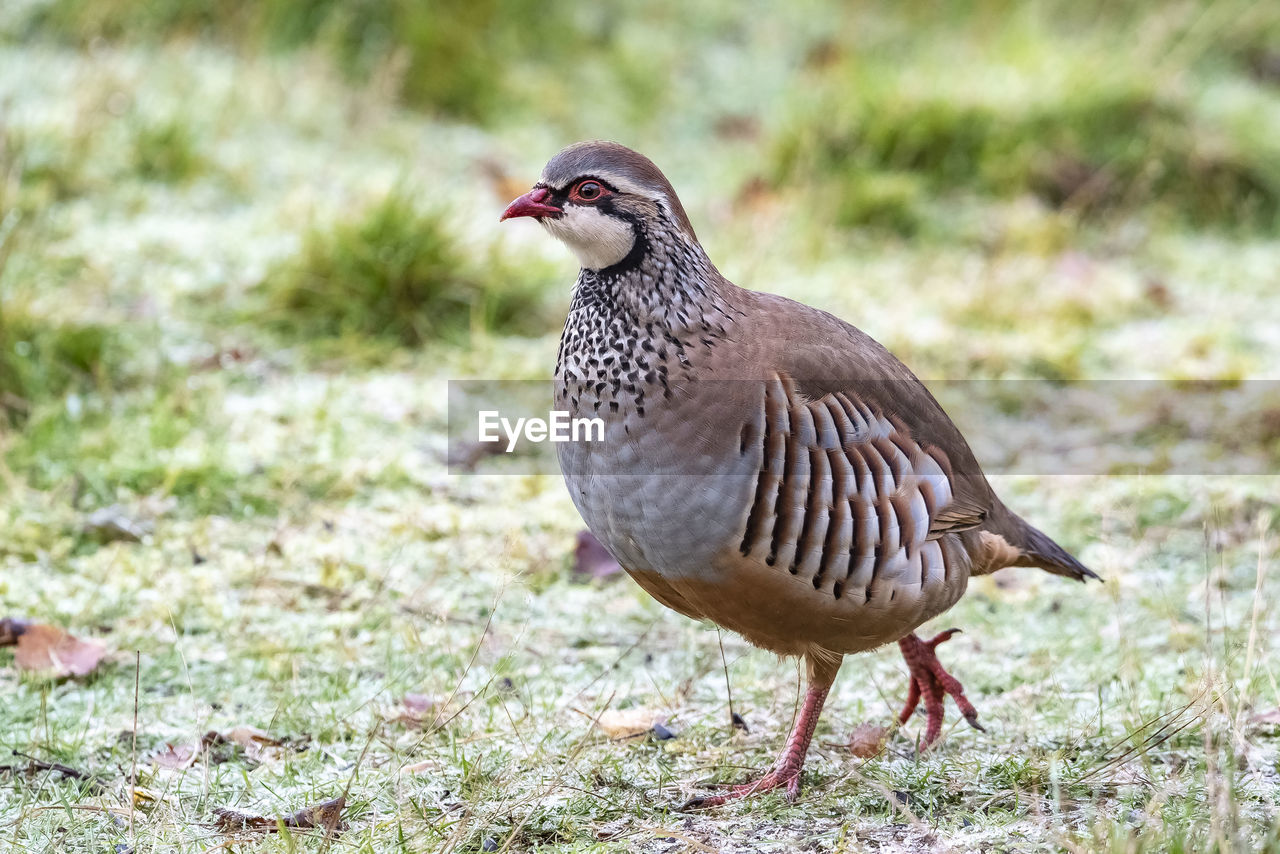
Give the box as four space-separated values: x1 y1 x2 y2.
200 726 298 763
82 506 149 543
0 754 106 791
156 727 295 769
447 439 506 472
477 157 534 205
651 830 718 853
13 624 107 678
572 530 622 581
153 743 197 770
848 722 890 758
391 692 469 728
401 694 437 720
401 759 438 775
1250 708 1280 727
0 617 32 645
223 725 283 750
215 726 284 761
213 795 346 834
131 786 162 806
592 708 667 740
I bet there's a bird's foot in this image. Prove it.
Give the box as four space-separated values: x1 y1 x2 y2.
897 629 985 750
679 763 804 810
680 655 839 810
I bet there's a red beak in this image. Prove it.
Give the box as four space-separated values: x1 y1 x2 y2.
500 186 562 221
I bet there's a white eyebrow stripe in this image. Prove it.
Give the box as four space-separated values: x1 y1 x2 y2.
538 170 654 199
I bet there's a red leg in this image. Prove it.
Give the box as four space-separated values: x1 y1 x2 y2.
898 629 984 750
682 656 841 809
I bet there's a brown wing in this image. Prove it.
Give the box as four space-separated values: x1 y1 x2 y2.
737 374 979 609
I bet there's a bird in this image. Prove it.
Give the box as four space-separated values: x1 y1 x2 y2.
501 141 1098 807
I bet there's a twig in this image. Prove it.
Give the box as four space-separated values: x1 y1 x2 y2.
12 804 131 825
320 729 376 854
648 829 718 852
717 631 739 732
568 623 654 705
497 692 618 853
130 650 140 845
1237 519 1269 734
1075 687 1219 784
1 753 107 792
427 589 500 733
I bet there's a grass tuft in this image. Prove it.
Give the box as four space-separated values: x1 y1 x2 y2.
771 10 1280 234
1 125 94 214
258 192 555 347
130 117 205 183
17 0 587 122
0 297 128 423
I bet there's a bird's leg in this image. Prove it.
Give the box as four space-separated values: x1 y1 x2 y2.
682 655 841 809
897 629 985 749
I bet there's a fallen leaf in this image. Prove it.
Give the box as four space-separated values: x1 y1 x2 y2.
0 753 107 791
131 786 162 806
447 439 506 472
213 795 346 834
153 743 197 770
401 693 436 718
651 830 718 852
712 114 760 141
390 692 469 728
848 722 890 758
193 345 256 372
477 156 534 205
0 617 32 645
200 726 301 763
591 708 667 740
82 506 150 544
401 759 438 775
572 530 622 581
1250 708 1280 727
13 624 107 678
223 725 283 751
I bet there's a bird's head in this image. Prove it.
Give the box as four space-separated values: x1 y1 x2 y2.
500 141 698 272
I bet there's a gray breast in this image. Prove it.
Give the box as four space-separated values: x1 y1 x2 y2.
555 376 758 579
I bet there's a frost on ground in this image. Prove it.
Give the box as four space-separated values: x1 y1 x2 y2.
2 13 1280 853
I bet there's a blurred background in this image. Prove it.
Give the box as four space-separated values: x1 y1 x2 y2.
2 2 1280 851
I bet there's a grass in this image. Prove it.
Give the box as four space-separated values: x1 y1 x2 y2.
0 309 125 418
129 118 205 183
2 1 1280 852
13 0 588 122
0 225 135 423
769 2 1280 234
257 191 557 348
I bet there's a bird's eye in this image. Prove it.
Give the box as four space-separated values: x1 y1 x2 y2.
573 180 603 201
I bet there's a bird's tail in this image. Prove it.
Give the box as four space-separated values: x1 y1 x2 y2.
991 507 1100 583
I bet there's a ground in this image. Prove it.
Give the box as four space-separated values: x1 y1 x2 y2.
2 3 1280 852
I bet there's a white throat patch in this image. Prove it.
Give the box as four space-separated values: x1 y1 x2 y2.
540 205 636 270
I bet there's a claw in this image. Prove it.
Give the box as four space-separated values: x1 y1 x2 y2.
898 630 983 749
679 765 803 809
679 657 841 808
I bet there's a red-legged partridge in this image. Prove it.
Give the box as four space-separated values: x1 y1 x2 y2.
502 141 1097 807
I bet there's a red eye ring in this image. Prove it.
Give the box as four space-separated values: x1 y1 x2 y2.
571 180 605 202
